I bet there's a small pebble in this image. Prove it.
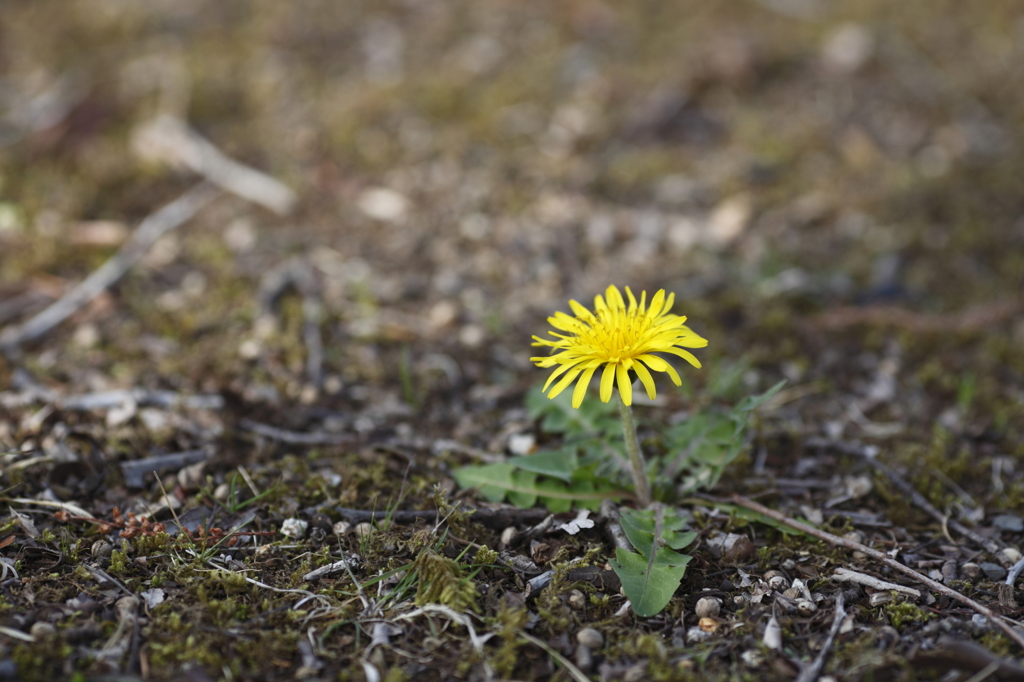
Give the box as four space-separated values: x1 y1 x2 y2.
280 518 309 539
29 622 56 639
694 596 721 618
961 562 982 579
741 649 765 668
623 664 648 682
869 592 893 606
993 515 1024 533
699 617 719 633
686 626 712 643
842 531 864 544
500 527 518 546
213 483 231 501
567 590 586 610
980 562 1007 581
796 599 817 616
764 570 789 591
576 628 603 649
91 540 113 558
354 522 374 538
575 644 593 672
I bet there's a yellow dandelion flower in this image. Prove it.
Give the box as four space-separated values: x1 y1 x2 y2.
531 285 708 409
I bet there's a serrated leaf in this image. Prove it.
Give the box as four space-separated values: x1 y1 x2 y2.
618 507 696 556
610 546 692 617
610 505 695 617
452 463 518 503
509 447 578 482
452 463 623 509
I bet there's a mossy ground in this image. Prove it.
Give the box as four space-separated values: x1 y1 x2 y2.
2 0 1024 680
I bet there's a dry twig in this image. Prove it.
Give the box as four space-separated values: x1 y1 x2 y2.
133 114 297 215
813 298 1024 334
239 418 352 445
730 494 1024 651
807 438 1001 554
0 184 219 354
795 593 845 682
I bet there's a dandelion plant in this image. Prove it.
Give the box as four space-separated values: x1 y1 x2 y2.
531 285 707 507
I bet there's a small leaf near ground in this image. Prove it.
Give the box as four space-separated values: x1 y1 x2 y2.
610 505 696 617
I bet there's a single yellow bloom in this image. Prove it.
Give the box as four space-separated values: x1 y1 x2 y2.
531 285 707 408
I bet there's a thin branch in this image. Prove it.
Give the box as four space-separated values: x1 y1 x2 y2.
332 505 551 530
832 567 920 597
730 494 1024 652
239 418 352 445
133 114 297 215
807 437 1001 555
813 297 1024 334
795 593 845 682
0 184 219 353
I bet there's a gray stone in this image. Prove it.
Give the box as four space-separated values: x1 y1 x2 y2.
979 562 1007 581
993 515 1024 533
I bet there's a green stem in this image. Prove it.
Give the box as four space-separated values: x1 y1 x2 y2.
617 396 652 507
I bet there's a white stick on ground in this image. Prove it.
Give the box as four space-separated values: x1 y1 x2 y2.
133 114 297 215
831 567 921 597
795 593 846 682
0 183 219 353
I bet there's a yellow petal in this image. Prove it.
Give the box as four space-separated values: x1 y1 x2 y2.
542 359 582 391
605 285 625 311
663 291 676 315
637 354 669 371
648 290 666 318
568 299 594 322
547 367 583 400
662 361 682 386
625 286 638 315
599 363 616 402
572 365 599 408
633 361 657 400
616 363 632 406
663 347 703 368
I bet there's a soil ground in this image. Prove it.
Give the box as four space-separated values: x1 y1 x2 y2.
2 1 1024 680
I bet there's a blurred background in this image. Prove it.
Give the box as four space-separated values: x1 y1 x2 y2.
1 0 1023 446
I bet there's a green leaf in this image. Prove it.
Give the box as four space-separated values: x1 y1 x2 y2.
734 379 787 413
618 507 696 556
526 385 617 437
452 463 623 509
452 463 520 503
610 546 692 617
610 505 695 617
509 447 578 483
536 478 574 513
507 470 538 508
